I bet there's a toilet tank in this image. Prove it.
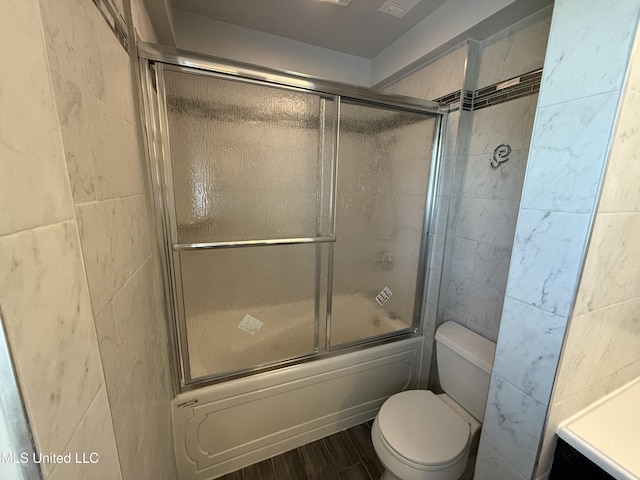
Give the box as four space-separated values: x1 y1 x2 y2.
435 321 496 422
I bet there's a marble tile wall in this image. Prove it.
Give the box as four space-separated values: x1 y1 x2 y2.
38 0 178 478
476 1 640 479
476 6 552 89
0 0 75 237
535 15 640 479
0 0 120 478
445 94 538 342
442 9 550 343
382 43 468 101
0 0 177 478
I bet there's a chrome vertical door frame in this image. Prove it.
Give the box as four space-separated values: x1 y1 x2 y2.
154 64 194 385
414 111 448 328
313 99 326 353
139 59 191 388
314 97 338 352
324 98 340 352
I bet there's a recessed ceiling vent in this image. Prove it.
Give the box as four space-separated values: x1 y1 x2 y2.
379 0 422 18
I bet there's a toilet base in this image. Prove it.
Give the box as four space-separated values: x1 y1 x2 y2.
381 471 400 480
376 450 477 480
380 464 476 480
378 457 475 480
371 416 469 480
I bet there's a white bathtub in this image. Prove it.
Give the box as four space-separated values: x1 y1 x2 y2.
171 336 423 480
186 293 412 379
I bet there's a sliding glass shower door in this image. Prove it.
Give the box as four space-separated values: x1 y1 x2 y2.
161 67 336 381
144 56 443 386
331 102 435 347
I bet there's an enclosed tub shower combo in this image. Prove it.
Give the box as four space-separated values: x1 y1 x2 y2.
139 43 448 479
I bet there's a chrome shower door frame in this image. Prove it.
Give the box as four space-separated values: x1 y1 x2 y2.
138 43 447 392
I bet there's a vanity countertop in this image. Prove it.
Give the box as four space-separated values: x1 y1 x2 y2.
557 377 640 480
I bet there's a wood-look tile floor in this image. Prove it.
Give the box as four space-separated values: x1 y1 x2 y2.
219 421 385 480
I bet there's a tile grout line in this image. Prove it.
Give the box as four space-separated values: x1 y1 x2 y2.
346 424 376 480
226 424 379 480
339 428 366 475
321 436 345 477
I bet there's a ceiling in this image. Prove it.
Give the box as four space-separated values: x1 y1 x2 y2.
170 0 450 58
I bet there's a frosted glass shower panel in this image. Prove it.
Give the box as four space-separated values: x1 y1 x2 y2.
180 244 328 380
163 69 336 243
330 102 435 346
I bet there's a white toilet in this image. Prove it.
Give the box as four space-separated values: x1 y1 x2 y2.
371 321 496 480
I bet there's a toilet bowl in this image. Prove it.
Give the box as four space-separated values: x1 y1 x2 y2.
371 391 476 480
371 322 495 480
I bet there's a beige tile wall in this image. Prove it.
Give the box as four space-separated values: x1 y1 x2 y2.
40 0 177 477
0 0 176 478
446 94 538 342
478 1 640 477
0 0 121 478
476 6 552 89
536 19 640 477
443 9 551 343
383 43 468 100
0 0 74 236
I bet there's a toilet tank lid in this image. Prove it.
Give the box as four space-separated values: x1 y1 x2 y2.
435 321 496 374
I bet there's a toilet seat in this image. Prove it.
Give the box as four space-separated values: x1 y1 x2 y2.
377 390 470 470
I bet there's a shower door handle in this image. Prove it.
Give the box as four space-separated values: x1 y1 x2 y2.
173 236 336 251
